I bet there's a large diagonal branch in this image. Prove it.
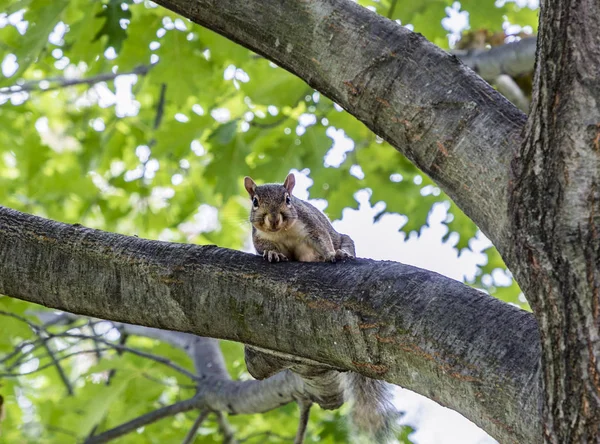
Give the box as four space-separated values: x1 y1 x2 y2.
0 206 540 443
154 0 525 250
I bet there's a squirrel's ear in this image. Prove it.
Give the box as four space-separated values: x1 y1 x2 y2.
244 176 257 196
283 173 295 193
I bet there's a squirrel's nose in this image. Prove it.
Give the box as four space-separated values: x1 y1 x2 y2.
268 213 282 228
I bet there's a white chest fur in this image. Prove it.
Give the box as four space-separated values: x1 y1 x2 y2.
255 221 321 262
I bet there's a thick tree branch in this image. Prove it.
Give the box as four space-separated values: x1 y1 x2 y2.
454 37 537 81
152 0 525 248
0 206 540 442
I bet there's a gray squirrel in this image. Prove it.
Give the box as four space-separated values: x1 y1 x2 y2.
244 172 397 442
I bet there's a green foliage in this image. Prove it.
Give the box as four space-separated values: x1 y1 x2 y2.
0 0 537 441
93 0 132 53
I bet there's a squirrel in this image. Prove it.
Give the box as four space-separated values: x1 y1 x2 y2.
243 173 397 443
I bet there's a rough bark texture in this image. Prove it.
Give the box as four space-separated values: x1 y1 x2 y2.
0 205 540 443
509 0 600 441
153 0 526 248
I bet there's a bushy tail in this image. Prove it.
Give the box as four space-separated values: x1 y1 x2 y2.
345 372 398 443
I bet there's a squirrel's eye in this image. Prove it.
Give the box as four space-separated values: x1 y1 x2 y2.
252 197 259 208
285 195 291 206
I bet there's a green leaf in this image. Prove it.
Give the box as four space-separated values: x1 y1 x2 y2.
242 60 308 107
93 0 132 53
0 0 69 85
75 376 133 437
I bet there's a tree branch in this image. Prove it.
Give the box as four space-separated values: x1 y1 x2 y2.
182 410 210 444
0 65 152 95
0 205 541 443
84 396 202 444
454 37 537 81
40 335 74 396
494 74 529 112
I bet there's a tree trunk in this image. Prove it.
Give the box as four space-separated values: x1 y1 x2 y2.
509 0 600 441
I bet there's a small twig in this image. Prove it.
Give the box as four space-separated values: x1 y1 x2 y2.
0 65 152 95
294 401 312 444
86 328 130 440
0 348 112 377
52 332 199 381
105 331 129 386
153 83 167 130
84 396 201 444
0 338 42 365
215 411 238 444
7 336 88 371
181 410 210 444
41 336 74 396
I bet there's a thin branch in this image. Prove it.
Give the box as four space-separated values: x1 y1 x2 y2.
0 64 152 95
153 83 167 130
40 336 74 396
0 338 42 365
84 396 202 444
7 336 89 371
294 401 312 444
0 348 112 378
0 311 70 388
215 411 238 444
52 332 199 381
181 410 210 444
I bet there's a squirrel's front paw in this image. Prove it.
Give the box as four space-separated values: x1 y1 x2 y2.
334 249 354 260
263 250 288 263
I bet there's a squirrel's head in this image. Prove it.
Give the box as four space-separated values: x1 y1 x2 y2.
244 173 298 233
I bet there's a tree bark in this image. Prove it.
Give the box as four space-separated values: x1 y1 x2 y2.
508 0 600 441
0 205 540 443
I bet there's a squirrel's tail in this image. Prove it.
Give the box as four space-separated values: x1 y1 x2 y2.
345 372 398 443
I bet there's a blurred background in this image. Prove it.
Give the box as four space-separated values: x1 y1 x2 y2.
0 0 538 442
